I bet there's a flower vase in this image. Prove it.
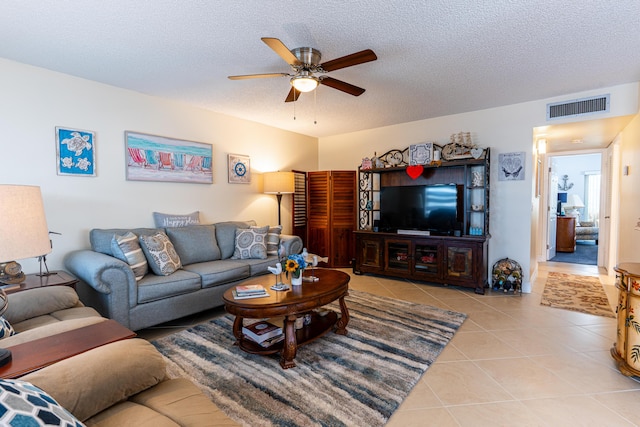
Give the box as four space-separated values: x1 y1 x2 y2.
291 271 303 286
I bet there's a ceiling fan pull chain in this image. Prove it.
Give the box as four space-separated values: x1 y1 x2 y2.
293 92 296 120
314 89 317 125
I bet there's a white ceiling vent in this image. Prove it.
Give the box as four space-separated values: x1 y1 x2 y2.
547 94 610 120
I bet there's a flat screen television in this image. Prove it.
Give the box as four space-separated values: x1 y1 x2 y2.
379 184 463 235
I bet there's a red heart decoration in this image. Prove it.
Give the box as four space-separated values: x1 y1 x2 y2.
406 165 424 179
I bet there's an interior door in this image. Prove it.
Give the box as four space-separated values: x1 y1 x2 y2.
547 165 558 260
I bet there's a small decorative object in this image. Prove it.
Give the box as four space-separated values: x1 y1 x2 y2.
433 150 441 161
125 131 213 184
56 127 96 177
228 153 251 184
365 200 373 210
284 253 307 286
498 152 525 181
373 152 384 169
361 157 372 170
409 143 433 165
491 258 522 293
406 165 424 179
472 171 483 187
558 174 574 191
303 251 328 282
471 204 483 211
268 262 287 290
470 148 484 159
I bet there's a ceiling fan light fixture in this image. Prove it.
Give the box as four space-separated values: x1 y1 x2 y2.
290 74 319 93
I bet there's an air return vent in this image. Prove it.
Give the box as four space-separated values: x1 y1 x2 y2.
547 94 610 120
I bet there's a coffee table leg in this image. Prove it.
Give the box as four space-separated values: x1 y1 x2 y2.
335 294 350 335
280 314 298 369
232 316 243 345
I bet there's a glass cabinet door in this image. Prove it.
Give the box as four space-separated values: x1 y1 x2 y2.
414 242 440 278
385 240 410 272
446 245 474 280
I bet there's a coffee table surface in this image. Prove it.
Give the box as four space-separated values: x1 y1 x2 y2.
223 268 350 368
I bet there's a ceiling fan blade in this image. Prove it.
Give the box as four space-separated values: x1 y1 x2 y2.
320 77 366 96
285 87 301 103
261 37 300 66
228 73 289 80
320 49 377 72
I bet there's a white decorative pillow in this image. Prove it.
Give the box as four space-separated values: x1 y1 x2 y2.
0 317 15 339
261 225 282 256
139 232 182 276
152 211 200 228
111 232 148 281
232 226 268 260
0 378 85 426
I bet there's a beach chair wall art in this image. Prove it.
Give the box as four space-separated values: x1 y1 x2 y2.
125 131 213 184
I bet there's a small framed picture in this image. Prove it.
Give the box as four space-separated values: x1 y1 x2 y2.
498 152 525 181
56 127 96 176
228 154 250 184
409 143 433 165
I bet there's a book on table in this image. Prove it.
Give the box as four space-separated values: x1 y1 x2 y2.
232 289 269 300
234 284 269 298
242 321 283 344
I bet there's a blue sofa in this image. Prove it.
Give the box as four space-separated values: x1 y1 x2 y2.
64 221 302 331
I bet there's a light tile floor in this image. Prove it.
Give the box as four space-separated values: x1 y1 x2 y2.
138 261 640 426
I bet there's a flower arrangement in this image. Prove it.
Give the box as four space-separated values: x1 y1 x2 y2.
284 254 307 279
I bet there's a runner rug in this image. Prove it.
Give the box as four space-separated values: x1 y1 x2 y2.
152 289 466 427
541 272 615 318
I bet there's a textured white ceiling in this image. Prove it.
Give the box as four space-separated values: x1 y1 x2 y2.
1 1 639 138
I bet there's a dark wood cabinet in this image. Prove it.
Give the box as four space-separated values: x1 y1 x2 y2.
354 231 488 294
556 216 576 253
307 171 356 267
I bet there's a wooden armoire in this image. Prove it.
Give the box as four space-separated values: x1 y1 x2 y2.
306 170 356 268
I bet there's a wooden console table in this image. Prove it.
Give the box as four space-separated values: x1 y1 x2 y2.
556 216 576 253
0 319 136 378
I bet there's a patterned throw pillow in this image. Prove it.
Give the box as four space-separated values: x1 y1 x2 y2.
139 232 182 276
152 211 200 228
111 232 149 281
0 317 15 339
0 378 85 426
261 225 282 256
232 226 269 260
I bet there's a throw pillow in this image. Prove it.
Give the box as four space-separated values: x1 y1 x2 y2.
152 211 200 228
165 225 221 265
111 232 149 281
260 225 282 256
139 232 182 276
232 226 269 260
0 317 15 339
0 378 85 426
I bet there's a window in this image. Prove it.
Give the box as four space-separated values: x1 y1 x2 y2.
584 171 600 223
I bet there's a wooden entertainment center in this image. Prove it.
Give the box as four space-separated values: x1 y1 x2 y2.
353 145 490 294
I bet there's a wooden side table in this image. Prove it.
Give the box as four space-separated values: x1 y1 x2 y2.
611 263 640 376
5 270 79 294
556 216 576 253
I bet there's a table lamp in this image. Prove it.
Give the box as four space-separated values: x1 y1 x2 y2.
263 171 295 225
565 193 585 223
0 185 52 285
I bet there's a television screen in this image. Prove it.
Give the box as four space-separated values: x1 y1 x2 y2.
379 184 461 234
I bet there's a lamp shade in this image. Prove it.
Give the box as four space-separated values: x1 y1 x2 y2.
566 194 585 209
263 172 295 194
0 185 51 263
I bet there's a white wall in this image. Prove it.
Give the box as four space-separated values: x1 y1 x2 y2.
619 112 640 263
319 83 640 292
0 59 318 274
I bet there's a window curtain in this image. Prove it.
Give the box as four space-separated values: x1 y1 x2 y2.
584 172 600 223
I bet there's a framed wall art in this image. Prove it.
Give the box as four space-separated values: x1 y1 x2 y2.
498 151 525 181
56 127 96 176
409 143 433 165
125 131 213 184
228 154 250 184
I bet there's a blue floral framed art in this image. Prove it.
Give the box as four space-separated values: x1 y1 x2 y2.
228 153 250 184
56 127 96 176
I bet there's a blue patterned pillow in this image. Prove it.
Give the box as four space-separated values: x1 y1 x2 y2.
139 232 182 275
0 379 84 426
0 317 15 339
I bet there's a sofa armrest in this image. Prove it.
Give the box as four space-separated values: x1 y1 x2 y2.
280 234 303 256
64 250 137 328
22 339 166 422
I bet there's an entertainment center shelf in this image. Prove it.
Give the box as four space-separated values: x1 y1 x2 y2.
355 145 490 294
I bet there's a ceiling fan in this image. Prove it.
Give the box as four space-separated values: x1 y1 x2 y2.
228 37 377 102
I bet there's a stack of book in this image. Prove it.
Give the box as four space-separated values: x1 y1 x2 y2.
242 321 284 348
232 284 269 300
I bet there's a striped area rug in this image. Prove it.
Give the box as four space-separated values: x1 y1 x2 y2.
152 290 466 427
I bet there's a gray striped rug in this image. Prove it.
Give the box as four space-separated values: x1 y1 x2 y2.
152 290 466 426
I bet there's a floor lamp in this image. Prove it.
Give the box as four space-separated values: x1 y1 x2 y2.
0 185 53 366
263 171 295 226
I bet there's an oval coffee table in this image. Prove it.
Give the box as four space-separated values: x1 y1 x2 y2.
223 269 350 369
